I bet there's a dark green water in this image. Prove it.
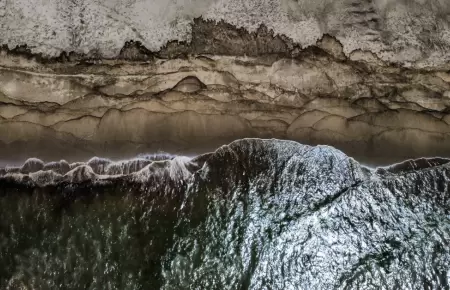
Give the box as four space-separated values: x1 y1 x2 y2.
0 139 449 289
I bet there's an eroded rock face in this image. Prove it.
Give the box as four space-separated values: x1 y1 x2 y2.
1 26 450 163
1 0 450 67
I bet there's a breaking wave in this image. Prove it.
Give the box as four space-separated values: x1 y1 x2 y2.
0 138 449 289
0 152 207 186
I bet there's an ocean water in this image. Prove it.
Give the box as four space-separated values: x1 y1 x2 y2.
0 139 449 289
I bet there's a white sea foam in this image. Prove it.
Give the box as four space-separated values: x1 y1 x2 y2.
0 153 200 186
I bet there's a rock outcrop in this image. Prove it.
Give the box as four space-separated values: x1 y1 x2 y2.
1 0 450 67
1 26 450 163
1 6 450 164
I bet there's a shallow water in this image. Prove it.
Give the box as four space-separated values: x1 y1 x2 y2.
0 139 449 289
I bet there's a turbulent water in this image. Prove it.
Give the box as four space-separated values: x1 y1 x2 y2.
0 139 449 289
